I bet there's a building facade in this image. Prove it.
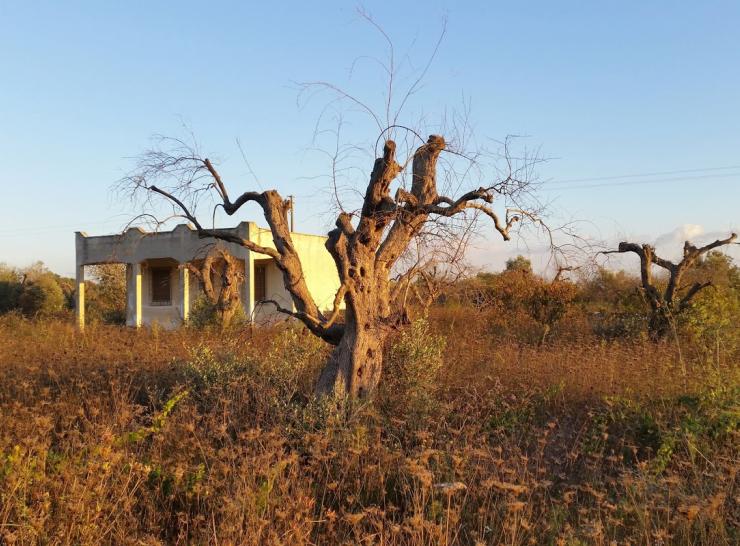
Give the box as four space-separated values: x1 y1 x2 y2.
74 222 340 329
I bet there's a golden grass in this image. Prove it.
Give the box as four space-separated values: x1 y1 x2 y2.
0 311 737 545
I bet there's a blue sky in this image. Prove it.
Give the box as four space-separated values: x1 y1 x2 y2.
1 1 738 276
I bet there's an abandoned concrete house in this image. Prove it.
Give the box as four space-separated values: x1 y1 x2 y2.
74 222 340 329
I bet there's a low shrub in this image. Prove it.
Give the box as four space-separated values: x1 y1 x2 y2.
0 312 737 544
382 318 446 418
17 274 65 317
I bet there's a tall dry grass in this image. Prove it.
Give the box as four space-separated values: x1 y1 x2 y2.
0 310 737 545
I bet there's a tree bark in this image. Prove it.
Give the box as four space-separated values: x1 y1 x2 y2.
126 133 530 398
315 137 446 396
316 309 387 397
607 233 737 340
648 308 671 341
186 249 243 327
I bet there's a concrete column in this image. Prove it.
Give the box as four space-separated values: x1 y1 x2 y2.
75 265 85 330
134 262 143 328
179 266 189 322
245 253 255 320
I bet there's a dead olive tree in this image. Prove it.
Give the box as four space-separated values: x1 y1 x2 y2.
186 247 244 327
605 233 737 339
121 131 541 397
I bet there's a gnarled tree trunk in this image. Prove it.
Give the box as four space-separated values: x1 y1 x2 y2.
607 233 737 340
187 248 244 327
124 133 526 398
317 308 387 397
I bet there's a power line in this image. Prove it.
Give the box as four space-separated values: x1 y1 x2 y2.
1 165 738 234
546 164 740 186
543 172 739 191
0 218 129 236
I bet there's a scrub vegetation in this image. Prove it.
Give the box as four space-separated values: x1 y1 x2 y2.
0 254 738 545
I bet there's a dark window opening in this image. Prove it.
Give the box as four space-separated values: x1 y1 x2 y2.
151 267 172 305
255 264 267 302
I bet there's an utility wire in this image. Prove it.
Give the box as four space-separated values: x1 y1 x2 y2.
543 172 739 191
2 166 738 234
546 164 740 185
0 218 128 236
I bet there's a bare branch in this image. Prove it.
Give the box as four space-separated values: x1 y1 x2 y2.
679 281 712 310
605 232 737 338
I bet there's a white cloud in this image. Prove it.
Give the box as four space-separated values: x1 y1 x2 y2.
465 236 561 275
654 224 704 249
468 223 739 276
652 224 738 261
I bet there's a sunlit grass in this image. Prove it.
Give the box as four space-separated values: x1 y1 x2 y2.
0 311 737 545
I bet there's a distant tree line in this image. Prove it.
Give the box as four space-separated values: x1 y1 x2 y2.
0 252 736 350
0 262 126 323
419 251 739 347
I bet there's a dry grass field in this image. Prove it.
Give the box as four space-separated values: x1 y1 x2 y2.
0 310 737 545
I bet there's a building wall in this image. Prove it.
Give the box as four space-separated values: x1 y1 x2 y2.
291 233 342 312
77 223 250 265
77 221 341 329
251 258 293 323
79 223 249 329
125 262 193 328
248 225 342 317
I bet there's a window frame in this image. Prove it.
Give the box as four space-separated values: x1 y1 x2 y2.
150 267 172 306
254 263 267 303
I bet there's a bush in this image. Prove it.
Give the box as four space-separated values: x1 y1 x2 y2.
683 284 740 353
183 344 247 394
383 318 446 417
0 264 22 313
578 267 647 339
0 262 71 319
183 326 326 407
261 326 327 400
591 311 648 340
17 275 65 317
446 270 576 343
188 294 220 328
85 264 127 324
188 294 247 329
